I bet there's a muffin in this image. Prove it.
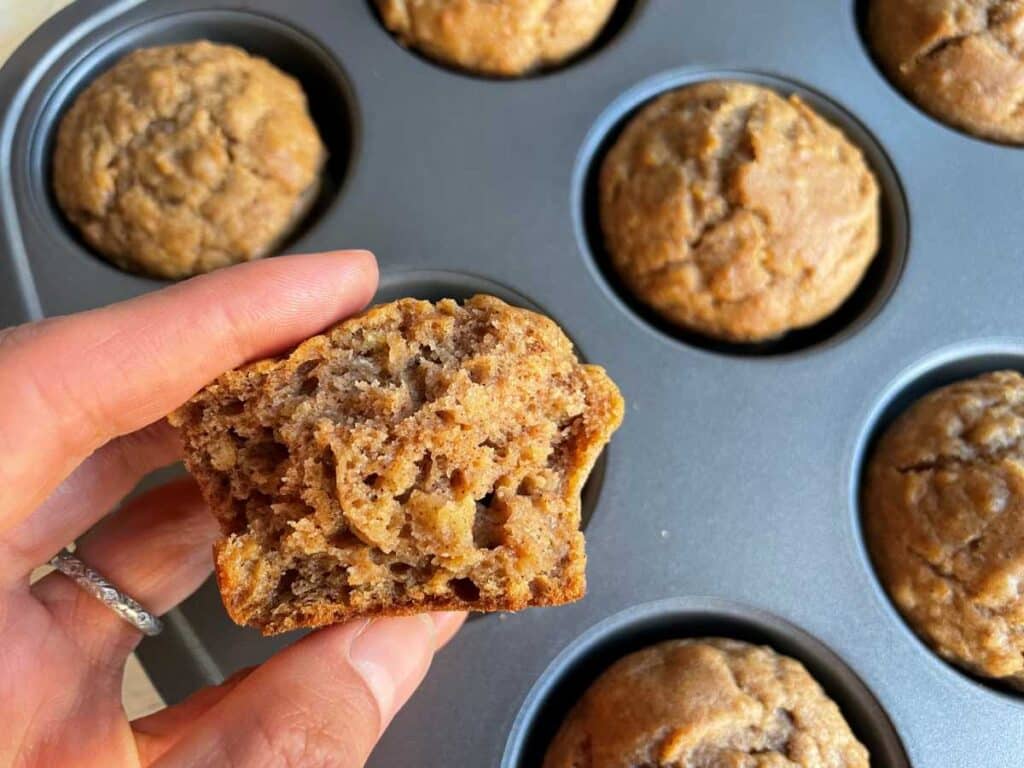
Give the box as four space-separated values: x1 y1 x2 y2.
864 370 1024 688
374 0 618 77
599 81 880 343
170 295 624 635
868 0 1024 143
53 41 326 279
544 638 870 768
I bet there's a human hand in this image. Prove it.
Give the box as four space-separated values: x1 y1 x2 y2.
0 251 465 768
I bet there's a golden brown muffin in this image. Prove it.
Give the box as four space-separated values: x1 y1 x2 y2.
868 0 1024 144
544 638 870 768
864 370 1024 688
53 41 325 279
599 81 880 343
375 0 618 77
170 296 624 635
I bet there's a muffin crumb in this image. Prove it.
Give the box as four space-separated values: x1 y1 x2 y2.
171 295 624 635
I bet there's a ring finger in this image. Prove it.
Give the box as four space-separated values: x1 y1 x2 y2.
31 477 220 669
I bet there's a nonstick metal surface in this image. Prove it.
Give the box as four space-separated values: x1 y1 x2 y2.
3 2 1023 765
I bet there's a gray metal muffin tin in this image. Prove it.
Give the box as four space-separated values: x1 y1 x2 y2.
2 1 1022 765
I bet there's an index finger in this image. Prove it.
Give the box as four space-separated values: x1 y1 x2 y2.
0 250 377 536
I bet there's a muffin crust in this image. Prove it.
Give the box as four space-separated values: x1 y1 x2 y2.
599 81 880 343
864 370 1024 687
53 41 325 279
375 0 618 77
544 638 869 768
868 0 1024 143
171 296 624 634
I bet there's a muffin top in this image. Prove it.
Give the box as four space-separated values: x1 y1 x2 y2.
599 81 880 343
543 638 870 768
375 0 617 77
864 370 1024 687
868 0 1024 143
53 41 325 279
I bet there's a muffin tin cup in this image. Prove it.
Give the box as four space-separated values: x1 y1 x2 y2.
9 5 356 305
850 340 1024 705
3 2 1024 766
365 0 642 81
574 67 909 357
852 0 1024 149
503 597 910 767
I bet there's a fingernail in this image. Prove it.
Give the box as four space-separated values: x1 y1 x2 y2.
349 615 435 724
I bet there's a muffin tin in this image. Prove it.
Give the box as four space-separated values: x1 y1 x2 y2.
2 1 1023 765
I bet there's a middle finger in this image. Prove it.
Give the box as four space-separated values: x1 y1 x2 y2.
3 420 181 584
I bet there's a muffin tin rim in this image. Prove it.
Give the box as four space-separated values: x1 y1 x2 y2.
571 65 911 361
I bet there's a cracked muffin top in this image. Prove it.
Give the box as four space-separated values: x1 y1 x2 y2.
868 0 1024 143
374 0 618 77
864 370 1024 688
599 81 880 344
53 41 325 279
543 638 870 768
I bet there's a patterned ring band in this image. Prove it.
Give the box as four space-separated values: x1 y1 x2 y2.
48 549 163 637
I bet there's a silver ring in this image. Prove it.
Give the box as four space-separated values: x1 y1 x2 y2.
48 549 163 637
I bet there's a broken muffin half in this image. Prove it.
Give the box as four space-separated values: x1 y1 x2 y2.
171 295 623 634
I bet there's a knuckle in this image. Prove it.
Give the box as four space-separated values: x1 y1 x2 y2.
212 300 257 362
65 585 140 671
0 321 44 356
107 423 171 480
0 318 107 448
0 318 65 369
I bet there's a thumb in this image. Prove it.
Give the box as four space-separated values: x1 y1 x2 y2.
153 615 442 768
